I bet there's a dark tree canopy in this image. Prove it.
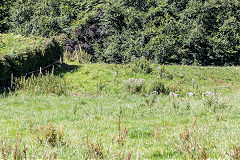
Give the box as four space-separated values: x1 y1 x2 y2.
1 0 240 65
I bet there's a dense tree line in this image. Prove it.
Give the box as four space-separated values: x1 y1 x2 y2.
1 0 240 65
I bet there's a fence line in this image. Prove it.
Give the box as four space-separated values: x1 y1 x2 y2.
0 60 61 82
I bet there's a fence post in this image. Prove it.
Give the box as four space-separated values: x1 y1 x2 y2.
60 57 62 65
52 65 55 75
11 73 13 89
40 67 42 75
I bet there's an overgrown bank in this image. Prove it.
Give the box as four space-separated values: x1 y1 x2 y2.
0 34 64 80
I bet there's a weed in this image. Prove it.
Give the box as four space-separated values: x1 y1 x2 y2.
0 134 27 160
64 51 76 62
34 123 65 147
15 71 69 96
76 49 92 64
86 131 104 159
202 91 231 112
228 145 240 160
64 48 92 64
124 78 145 94
125 151 132 160
96 79 108 94
155 67 174 80
130 56 152 74
42 151 57 160
175 120 209 159
145 91 158 109
117 115 128 146
147 80 170 95
152 126 162 140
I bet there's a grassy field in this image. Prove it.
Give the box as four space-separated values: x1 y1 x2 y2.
0 62 240 159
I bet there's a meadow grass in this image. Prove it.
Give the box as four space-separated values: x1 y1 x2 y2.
0 63 240 159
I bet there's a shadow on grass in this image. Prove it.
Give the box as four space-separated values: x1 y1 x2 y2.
0 88 11 97
0 63 81 96
55 63 81 76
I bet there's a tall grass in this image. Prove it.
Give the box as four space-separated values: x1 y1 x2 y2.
0 63 240 159
15 70 69 96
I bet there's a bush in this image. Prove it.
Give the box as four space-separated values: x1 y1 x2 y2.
124 78 145 94
147 80 170 95
130 56 152 74
64 49 92 63
0 0 11 33
0 34 63 80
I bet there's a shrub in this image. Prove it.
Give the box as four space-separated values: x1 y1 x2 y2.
0 34 63 80
33 123 65 147
130 56 152 74
124 78 145 94
147 80 170 95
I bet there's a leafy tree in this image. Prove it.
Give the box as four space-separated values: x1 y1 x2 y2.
2 0 240 65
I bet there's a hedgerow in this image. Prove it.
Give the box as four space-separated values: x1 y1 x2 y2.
0 34 63 80
2 0 240 66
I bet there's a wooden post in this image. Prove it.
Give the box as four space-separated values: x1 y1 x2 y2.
11 73 13 89
40 67 42 75
52 65 55 75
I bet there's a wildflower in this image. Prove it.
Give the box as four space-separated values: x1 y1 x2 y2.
174 93 179 98
187 92 194 98
150 91 159 95
169 92 179 98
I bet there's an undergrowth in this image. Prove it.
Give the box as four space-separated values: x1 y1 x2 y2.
15 71 69 96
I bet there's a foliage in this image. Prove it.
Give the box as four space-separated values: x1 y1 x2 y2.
0 33 63 80
124 78 146 94
130 56 152 74
64 23 104 62
147 80 170 95
0 0 13 33
2 0 240 65
15 72 69 96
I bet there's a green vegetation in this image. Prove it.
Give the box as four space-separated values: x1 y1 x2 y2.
0 34 63 79
0 0 240 159
0 0 11 33
0 34 47 57
1 0 240 65
0 63 240 159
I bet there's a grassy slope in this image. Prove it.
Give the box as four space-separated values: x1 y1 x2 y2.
0 63 240 159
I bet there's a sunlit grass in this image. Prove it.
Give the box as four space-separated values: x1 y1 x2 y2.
0 63 240 159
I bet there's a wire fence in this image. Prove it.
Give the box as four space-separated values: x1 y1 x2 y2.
0 60 61 89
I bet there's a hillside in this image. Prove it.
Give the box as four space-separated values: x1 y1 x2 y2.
0 63 240 159
0 0 240 159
